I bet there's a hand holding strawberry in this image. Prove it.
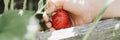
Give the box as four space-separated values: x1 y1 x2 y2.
43 0 120 31
43 0 93 31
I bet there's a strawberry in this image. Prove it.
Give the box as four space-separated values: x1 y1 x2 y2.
52 9 71 30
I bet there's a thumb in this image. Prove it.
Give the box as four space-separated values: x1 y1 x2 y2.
46 0 63 14
46 5 56 14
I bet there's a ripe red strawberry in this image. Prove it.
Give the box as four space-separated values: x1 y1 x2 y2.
52 9 71 30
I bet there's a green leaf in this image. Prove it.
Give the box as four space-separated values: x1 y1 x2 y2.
0 10 34 40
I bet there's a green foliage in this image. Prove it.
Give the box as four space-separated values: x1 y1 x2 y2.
36 0 47 13
10 0 14 10
3 0 9 11
0 10 34 40
23 0 27 11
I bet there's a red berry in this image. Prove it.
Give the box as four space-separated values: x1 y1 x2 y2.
52 9 71 30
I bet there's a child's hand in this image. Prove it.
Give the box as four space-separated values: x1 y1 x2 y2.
43 0 120 31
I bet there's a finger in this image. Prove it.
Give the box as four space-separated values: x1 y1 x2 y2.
43 12 53 28
45 21 55 31
46 5 56 14
43 12 49 22
46 0 56 14
46 22 52 28
46 0 63 14
49 28 55 31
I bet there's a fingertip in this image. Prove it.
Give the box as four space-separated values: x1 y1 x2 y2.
49 28 55 32
45 22 55 31
46 22 52 28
